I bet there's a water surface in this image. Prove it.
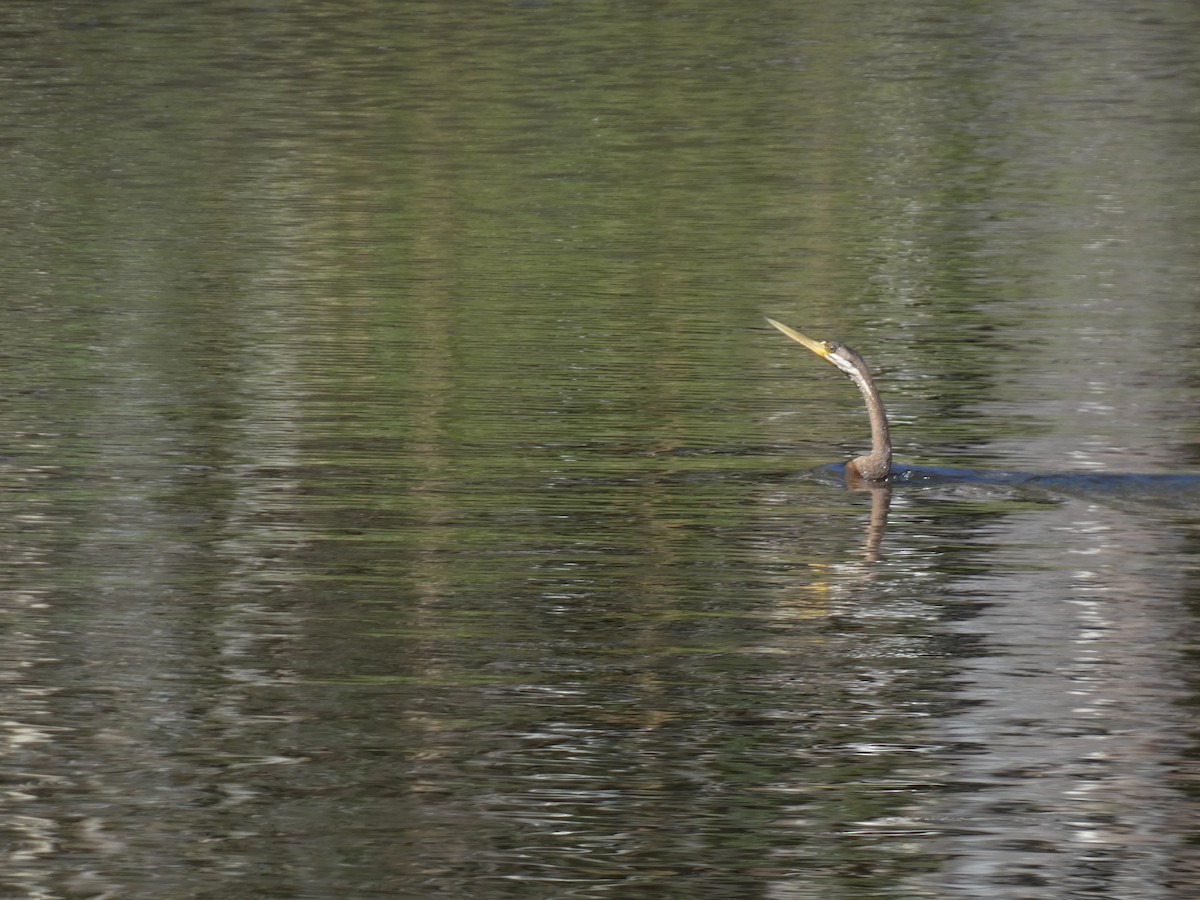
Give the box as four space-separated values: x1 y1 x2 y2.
2 1 1200 898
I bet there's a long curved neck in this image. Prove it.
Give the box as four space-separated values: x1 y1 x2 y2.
847 367 891 481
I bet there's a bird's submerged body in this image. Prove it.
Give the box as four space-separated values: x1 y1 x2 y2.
766 316 1200 504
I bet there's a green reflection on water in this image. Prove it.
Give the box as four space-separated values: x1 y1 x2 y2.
0 0 1198 898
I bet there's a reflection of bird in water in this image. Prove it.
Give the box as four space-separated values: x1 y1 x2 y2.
766 317 892 483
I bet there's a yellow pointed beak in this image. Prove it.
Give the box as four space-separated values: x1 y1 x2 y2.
765 317 832 361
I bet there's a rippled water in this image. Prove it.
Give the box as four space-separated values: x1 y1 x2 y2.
2 1 1200 898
